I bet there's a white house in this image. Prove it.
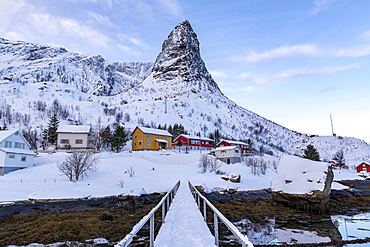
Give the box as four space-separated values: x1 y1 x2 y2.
57 125 91 150
215 146 241 164
0 130 35 175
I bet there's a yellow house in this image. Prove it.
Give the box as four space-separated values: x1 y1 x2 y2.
132 126 172 151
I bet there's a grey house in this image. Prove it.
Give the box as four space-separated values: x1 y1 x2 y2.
215 146 242 164
0 130 35 175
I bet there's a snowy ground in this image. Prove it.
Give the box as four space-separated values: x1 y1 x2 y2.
0 149 361 202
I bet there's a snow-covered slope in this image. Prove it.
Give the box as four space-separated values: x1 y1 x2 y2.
0 21 369 163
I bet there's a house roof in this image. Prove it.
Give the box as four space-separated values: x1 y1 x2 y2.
177 134 213 142
215 146 240 151
219 140 247 146
0 148 36 156
135 127 172 136
156 139 168 143
0 130 18 142
57 125 91 133
357 162 370 167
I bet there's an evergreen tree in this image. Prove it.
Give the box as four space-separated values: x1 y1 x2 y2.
45 114 59 145
101 126 112 149
303 144 321 161
111 124 129 153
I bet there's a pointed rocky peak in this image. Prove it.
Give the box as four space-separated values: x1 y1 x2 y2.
151 20 221 94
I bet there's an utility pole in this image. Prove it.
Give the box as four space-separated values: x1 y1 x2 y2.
330 114 336 136
164 97 167 114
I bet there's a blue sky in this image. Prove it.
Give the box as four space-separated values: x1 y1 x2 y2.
1 0 369 142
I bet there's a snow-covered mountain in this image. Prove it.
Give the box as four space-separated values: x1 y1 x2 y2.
0 20 369 164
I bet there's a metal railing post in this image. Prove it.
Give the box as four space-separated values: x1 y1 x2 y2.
188 181 253 247
162 202 165 224
150 214 154 247
214 211 219 247
203 200 207 222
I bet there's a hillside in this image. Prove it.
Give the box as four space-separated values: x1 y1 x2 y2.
0 20 369 164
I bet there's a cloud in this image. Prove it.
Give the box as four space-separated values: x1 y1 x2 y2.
237 72 268 84
311 0 337 15
237 44 319 63
88 11 114 26
158 0 182 17
361 30 370 40
209 71 227 79
118 34 149 49
273 64 358 80
335 46 370 57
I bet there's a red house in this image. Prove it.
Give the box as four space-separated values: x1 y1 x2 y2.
173 134 214 151
217 140 250 156
356 162 370 173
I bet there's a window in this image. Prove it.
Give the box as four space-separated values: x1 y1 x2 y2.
5 141 11 148
235 150 239 153
21 156 27 162
165 136 168 140
61 139 70 144
9 154 15 159
134 142 137 147
15 142 25 149
147 141 151 146
158 135 161 139
191 140 200 145
138 141 142 146
134 135 137 139
147 134 151 138
75 139 83 144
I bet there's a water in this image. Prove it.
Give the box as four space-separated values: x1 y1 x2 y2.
234 212 370 245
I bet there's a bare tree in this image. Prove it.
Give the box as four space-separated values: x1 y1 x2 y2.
333 150 345 168
21 128 40 150
58 151 99 181
198 154 221 173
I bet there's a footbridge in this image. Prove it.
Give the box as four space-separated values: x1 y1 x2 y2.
115 180 253 247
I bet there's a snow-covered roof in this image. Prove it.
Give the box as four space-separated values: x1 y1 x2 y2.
272 155 331 195
156 139 168 143
57 125 91 133
0 148 36 156
178 134 213 142
137 127 172 136
219 140 247 146
0 130 17 142
215 146 240 151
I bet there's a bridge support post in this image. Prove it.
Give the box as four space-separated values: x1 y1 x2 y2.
150 214 154 247
214 212 219 247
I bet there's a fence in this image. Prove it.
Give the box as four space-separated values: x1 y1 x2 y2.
115 180 181 247
188 181 254 247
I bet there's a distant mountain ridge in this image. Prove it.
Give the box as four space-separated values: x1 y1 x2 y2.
0 21 369 164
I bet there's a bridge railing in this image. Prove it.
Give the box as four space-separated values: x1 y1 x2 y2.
188 181 254 247
115 180 181 247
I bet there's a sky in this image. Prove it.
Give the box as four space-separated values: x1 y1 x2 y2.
0 0 369 143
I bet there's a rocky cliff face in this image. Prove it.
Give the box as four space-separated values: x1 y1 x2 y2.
0 38 153 96
150 20 221 95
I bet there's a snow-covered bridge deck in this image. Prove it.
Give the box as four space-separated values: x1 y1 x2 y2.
154 180 216 247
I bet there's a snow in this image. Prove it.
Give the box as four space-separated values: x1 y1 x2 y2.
136 126 172 136
220 140 248 145
178 134 213 141
0 147 36 155
215 146 240 151
271 155 331 194
57 125 90 133
154 180 216 247
0 130 16 141
0 151 363 202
